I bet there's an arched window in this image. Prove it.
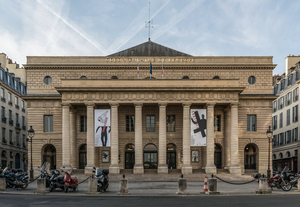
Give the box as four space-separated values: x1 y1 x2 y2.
80 76 87 79
244 144 257 169
44 76 52 85
248 76 256 85
79 144 87 169
43 144 56 169
213 76 220 79
182 76 189 79
286 151 291 158
279 153 283 159
111 76 118 79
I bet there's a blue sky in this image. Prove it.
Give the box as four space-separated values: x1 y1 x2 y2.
0 0 299 75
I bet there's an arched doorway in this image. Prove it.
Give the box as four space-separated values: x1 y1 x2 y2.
167 144 176 169
15 153 20 169
125 144 135 169
79 144 87 169
144 144 158 169
42 144 56 169
214 144 222 169
244 144 257 169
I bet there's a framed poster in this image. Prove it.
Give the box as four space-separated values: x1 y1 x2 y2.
102 150 110 163
190 109 207 146
95 109 111 147
191 150 199 163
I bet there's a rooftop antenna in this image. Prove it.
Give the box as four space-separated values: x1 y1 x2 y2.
145 2 153 41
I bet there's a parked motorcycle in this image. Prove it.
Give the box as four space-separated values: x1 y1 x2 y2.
39 162 51 188
290 172 300 188
63 170 78 193
1 168 28 189
268 166 292 191
93 167 109 192
49 169 65 192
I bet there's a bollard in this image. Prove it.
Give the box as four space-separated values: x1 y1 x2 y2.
295 179 300 192
176 175 189 195
0 178 6 191
86 178 98 194
206 178 220 195
118 175 130 195
36 178 47 194
255 177 271 194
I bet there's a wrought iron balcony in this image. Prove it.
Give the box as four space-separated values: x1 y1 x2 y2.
2 116 6 123
16 122 20 128
15 105 19 110
8 101 12 106
9 119 13 125
1 97 5 102
22 108 25 113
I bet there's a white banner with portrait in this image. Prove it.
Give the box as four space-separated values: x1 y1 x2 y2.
190 109 206 146
94 109 111 147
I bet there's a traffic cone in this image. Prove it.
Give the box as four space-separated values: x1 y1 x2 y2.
202 174 208 194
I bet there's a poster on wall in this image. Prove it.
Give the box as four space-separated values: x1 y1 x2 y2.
94 109 111 147
190 109 206 146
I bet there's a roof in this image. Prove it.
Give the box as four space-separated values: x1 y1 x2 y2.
108 39 192 57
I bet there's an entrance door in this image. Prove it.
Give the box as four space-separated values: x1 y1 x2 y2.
167 152 176 169
214 144 222 169
15 153 20 169
79 144 87 169
144 152 158 169
43 144 56 169
125 152 135 169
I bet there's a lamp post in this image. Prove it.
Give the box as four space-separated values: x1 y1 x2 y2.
266 126 273 178
27 126 35 181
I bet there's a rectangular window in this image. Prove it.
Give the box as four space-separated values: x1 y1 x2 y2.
22 116 25 127
22 134 25 147
1 106 5 118
280 133 284 145
7 76 10 86
9 110 12 121
287 130 291 144
278 97 284 110
288 74 292 86
2 127 5 139
280 112 283 128
288 92 292 105
292 129 295 142
9 130 12 142
167 115 176 132
1 88 4 98
273 101 277 112
21 100 24 109
8 92 11 103
16 113 19 124
125 115 135 132
273 135 277 147
272 115 277 130
295 127 298 142
15 96 18 106
14 79 17 90
287 109 290 125
44 115 53 132
294 88 299 101
16 133 19 146
293 105 298 123
280 79 285 91
80 115 87 132
146 115 155 132
247 115 256 131
214 115 221 132
295 150 298 156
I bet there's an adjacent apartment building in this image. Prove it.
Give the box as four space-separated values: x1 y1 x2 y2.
24 40 276 175
0 53 28 169
272 55 300 173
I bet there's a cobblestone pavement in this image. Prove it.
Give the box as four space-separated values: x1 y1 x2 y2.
2 178 300 196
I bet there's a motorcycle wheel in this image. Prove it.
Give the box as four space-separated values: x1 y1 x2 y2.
20 180 28 189
64 186 69 193
281 182 292 191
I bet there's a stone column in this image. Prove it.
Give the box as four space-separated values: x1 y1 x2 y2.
158 103 168 174
109 103 120 174
134 103 144 174
70 108 77 169
85 103 95 173
224 107 231 169
229 103 241 175
62 103 71 169
182 103 192 175
205 103 217 174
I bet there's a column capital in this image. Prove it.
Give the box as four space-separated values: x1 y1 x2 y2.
206 102 216 108
85 102 95 107
61 102 71 107
134 102 143 106
158 102 167 107
109 102 119 107
230 103 239 108
182 102 192 107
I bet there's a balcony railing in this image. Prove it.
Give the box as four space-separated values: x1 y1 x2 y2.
16 122 20 128
1 97 5 102
15 105 19 110
9 120 13 125
2 138 7 144
22 125 26 130
2 116 6 123
22 108 25 113
8 101 12 106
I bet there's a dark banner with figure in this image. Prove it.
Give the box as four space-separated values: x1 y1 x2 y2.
94 109 111 147
190 109 206 146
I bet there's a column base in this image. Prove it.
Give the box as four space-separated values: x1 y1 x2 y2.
85 166 95 174
205 166 217 175
133 164 144 174
109 165 120 174
158 165 168 174
181 165 193 175
229 166 241 175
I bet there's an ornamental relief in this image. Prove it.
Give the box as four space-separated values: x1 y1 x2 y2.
62 91 239 103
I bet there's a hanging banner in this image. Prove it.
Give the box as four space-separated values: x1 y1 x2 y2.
190 109 207 146
94 109 111 147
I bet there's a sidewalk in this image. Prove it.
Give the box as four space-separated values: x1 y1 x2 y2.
2 178 300 196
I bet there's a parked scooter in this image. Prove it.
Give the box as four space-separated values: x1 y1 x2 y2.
49 169 65 192
63 170 78 193
93 167 109 192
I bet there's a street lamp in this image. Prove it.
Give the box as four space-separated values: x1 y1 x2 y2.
27 126 35 181
266 126 273 178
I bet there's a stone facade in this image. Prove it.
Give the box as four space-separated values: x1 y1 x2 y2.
23 41 276 175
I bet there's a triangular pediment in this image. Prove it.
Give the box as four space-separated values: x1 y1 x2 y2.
108 40 191 57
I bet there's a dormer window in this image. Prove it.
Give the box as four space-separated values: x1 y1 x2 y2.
182 76 189 79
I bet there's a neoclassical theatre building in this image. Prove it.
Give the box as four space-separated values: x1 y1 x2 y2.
24 41 276 175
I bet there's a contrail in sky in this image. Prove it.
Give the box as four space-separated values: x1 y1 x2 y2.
152 0 205 41
109 0 171 54
36 0 106 55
